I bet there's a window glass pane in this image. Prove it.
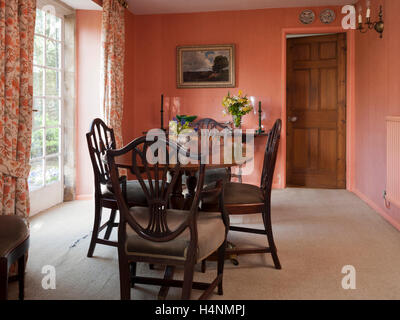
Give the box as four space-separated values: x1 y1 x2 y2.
29 159 44 188
31 129 43 159
45 156 60 184
45 99 60 127
33 99 43 128
45 39 60 69
45 13 61 41
46 127 59 155
33 67 43 96
45 69 60 96
34 36 44 66
35 9 44 35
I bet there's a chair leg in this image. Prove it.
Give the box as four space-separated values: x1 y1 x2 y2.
181 258 195 300
201 259 207 273
119 256 131 300
0 258 8 300
217 240 227 295
130 262 137 288
104 209 117 240
262 207 281 269
18 255 26 301
87 201 103 257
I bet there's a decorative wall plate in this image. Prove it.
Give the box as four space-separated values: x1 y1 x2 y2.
319 9 336 24
299 9 315 25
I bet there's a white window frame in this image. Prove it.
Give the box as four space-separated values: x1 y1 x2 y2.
30 4 67 215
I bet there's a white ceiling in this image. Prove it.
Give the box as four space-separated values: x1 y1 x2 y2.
59 0 101 11
127 0 357 15
59 0 357 14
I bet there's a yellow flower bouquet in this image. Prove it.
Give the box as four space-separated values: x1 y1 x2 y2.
222 90 253 128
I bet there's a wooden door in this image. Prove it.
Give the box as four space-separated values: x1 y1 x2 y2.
286 34 346 188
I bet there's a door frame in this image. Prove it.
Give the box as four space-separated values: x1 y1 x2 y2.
280 27 356 191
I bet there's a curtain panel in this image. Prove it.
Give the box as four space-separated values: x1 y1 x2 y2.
101 0 125 148
0 0 36 220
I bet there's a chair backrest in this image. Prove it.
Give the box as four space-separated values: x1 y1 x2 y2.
193 118 231 131
107 135 206 243
260 119 282 196
86 118 116 189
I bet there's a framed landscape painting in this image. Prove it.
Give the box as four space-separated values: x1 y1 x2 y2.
177 44 235 88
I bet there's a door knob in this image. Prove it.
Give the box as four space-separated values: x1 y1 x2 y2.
288 116 298 122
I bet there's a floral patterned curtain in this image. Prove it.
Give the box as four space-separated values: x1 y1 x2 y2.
0 0 36 220
101 0 125 148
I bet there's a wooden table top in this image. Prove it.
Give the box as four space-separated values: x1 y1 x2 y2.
113 144 252 172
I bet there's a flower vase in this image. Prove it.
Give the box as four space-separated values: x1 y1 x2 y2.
232 115 242 128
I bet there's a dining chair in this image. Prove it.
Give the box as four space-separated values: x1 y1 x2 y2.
0 215 30 300
201 119 282 269
106 135 229 300
192 118 232 185
86 118 149 257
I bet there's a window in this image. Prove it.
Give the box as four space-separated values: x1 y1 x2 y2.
29 8 63 190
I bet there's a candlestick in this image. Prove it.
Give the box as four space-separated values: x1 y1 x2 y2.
160 94 164 130
258 101 264 134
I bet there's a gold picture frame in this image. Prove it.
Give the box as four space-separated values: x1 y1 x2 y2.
177 44 235 88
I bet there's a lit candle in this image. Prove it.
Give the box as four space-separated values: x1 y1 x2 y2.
366 0 371 18
358 6 363 24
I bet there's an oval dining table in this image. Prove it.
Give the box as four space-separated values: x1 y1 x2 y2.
113 143 252 210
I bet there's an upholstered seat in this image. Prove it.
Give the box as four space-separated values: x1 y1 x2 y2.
0 215 29 257
203 168 230 186
126 207 226 262
202 182 264 211
0 215 29 300
102 180 149 206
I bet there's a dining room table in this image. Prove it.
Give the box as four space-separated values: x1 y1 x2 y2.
113 137 253 210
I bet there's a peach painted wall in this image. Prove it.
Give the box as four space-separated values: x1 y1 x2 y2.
75 9 136 198
75 10 102 198
124 6 346 187
353 0 400 229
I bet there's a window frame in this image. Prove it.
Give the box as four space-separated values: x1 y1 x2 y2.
30 8 65 191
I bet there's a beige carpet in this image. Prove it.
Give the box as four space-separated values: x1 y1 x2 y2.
7 188 400 300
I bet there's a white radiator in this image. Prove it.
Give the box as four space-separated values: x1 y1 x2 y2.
387 116 400 208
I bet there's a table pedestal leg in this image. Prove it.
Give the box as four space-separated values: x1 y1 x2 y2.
170 171 184 209
184 174 197 210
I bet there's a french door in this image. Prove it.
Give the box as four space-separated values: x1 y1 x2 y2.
29 7 64 215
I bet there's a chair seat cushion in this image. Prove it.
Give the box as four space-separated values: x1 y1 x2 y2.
202 182 265 210
203 168 230 186
0 215 29 257
125 207 226 262
101 180 149 206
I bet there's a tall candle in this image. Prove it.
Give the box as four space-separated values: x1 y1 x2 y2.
358 13 362 24
366 8 371 19
160 94 164 130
